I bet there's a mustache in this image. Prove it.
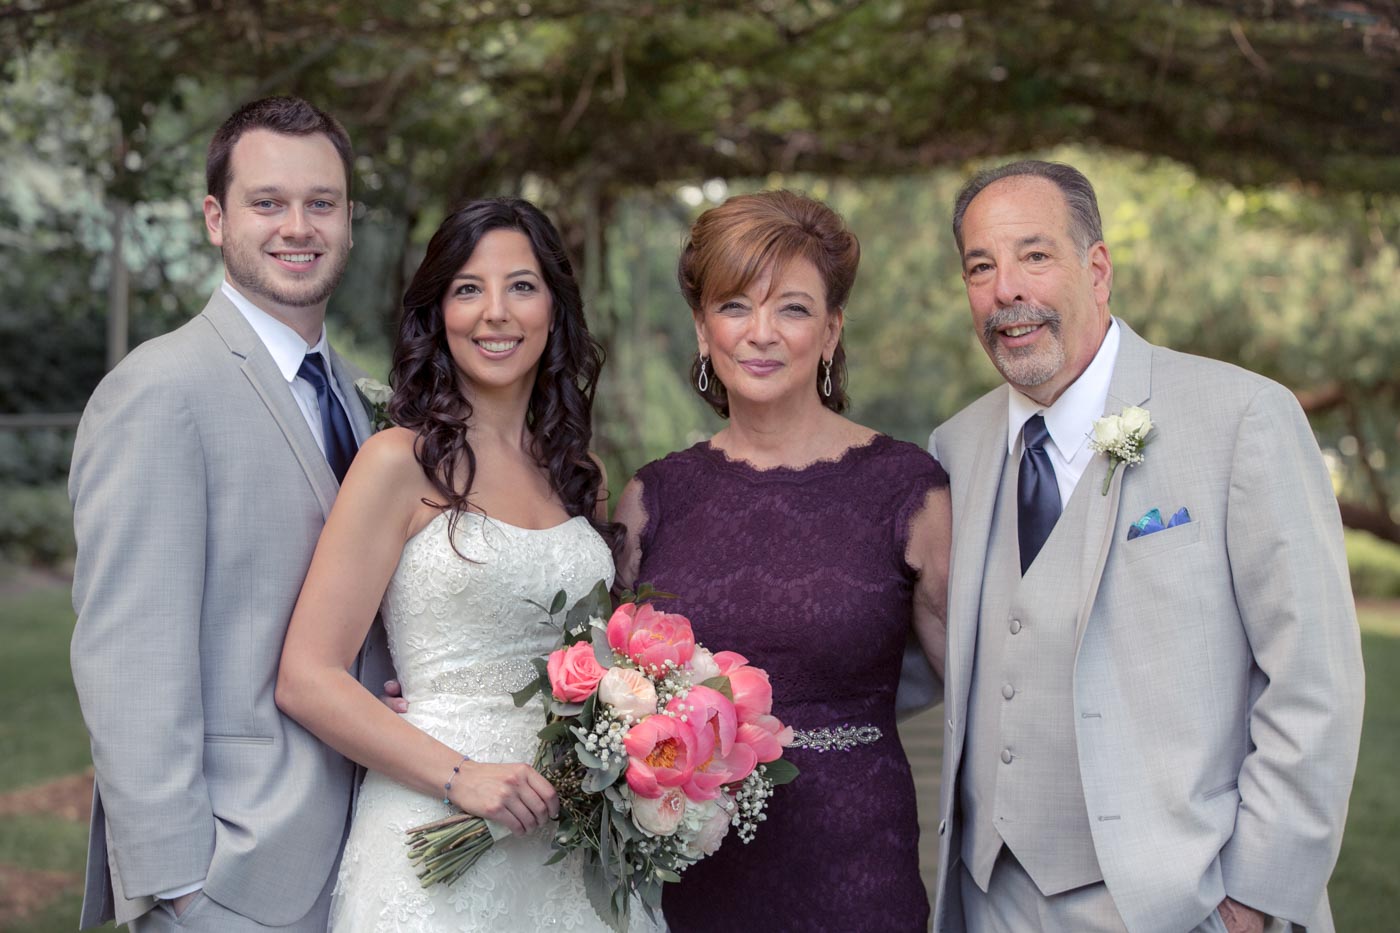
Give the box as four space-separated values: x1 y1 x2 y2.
983 303 1062 345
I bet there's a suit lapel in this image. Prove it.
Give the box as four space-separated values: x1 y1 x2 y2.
948 389 1010 714
1073 320 1154 652
201 292 340 519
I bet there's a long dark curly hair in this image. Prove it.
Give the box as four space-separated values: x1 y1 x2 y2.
387 197 620 554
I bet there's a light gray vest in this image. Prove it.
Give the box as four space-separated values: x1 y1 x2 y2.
959 450 1102 895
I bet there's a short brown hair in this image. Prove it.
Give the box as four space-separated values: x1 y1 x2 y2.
677 190 860 417
206 96 354 206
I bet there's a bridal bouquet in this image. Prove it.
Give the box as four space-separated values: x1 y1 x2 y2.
404 582 797 930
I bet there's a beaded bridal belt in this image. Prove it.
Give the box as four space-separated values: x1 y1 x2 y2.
787 724 884 753
425 662 886 757
428 659 538 697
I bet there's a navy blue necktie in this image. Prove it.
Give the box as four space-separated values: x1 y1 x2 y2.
297 352 357 483
1017 414 1061 575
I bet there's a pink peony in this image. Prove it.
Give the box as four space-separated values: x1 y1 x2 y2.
623 714 701 797
606 602 696 673
735 714 794 764
712 650 748 675
667 685 756 798
597 666 659 721
726 664 775 723
546 642 606 703
631 787 687 836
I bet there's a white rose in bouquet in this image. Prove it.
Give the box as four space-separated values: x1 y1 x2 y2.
597 667 658 722
632 787 686 836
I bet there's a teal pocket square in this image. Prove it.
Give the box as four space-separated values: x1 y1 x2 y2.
1127 506 1190 540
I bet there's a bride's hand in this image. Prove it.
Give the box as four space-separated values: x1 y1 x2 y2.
451 762 559 835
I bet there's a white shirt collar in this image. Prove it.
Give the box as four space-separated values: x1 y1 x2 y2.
1006 318 1121 461
221 280 329 383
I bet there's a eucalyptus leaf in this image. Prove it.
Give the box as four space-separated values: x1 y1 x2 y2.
543 848 569 865
510 676 545 708
549 589 568 615
578 692 598 730
597 809 615 889
550 699 585 717
536 719 572 743
654 868 682 883
574 742 607 770
591 628 616 669
700 675 733 700
639 878 663 910
581 858 624 933
582 763 621 793
762 757 800 786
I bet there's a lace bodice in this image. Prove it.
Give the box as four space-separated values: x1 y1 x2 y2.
331 512 651 933
381 511 613 708
633 436 948 932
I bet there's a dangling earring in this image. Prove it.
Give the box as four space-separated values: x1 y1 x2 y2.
821 358 833 398
697 356 710 392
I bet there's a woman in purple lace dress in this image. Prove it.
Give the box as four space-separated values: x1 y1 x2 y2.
615 191 950 931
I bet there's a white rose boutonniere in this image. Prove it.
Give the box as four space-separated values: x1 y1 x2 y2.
1087 405 1153 495
354 377 394 431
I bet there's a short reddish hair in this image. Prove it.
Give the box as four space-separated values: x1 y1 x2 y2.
677 190 860 416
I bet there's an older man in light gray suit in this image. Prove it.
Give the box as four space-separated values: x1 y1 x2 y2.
927 161 1364 933
70 97 393 930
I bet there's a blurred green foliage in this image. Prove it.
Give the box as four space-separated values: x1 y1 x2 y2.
2 1 1398 549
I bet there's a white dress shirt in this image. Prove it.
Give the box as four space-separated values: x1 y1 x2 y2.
156 282 348 904
221 280 351 458
1006 319 1121 507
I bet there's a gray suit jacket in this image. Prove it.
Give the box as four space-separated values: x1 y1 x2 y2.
927 321 1364 933
69 290 395 928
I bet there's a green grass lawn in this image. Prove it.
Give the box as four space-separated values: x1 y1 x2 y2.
2 578 1397 931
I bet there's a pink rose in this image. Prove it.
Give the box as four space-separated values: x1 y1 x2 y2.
623 713 701 797
631 786 687 836
546 642 606 703
606 602 696 673
597 666 659 721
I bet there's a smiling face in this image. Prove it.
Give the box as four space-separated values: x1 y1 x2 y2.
203 129 352 335
960 175 1112 406
442 228 553 397
694 256 842 415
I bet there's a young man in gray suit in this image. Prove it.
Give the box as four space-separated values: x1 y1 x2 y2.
928 161 1365 933
69 97 393 930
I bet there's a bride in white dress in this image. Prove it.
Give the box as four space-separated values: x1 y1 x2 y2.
277 199 644 932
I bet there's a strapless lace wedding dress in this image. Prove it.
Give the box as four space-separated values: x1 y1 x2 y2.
331 511 651 932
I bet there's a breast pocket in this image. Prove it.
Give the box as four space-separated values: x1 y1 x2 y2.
1123 519 1203 564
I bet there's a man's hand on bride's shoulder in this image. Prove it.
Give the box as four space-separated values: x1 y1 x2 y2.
379 679 408 714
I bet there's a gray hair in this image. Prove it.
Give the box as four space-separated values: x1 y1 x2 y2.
952 160 1104 259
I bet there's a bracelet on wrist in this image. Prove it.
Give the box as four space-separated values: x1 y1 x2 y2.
442 753 470 805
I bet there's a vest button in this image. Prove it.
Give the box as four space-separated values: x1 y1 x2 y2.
1002 683 1015 700
1001 748 1013 764
1009 618 1022 634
